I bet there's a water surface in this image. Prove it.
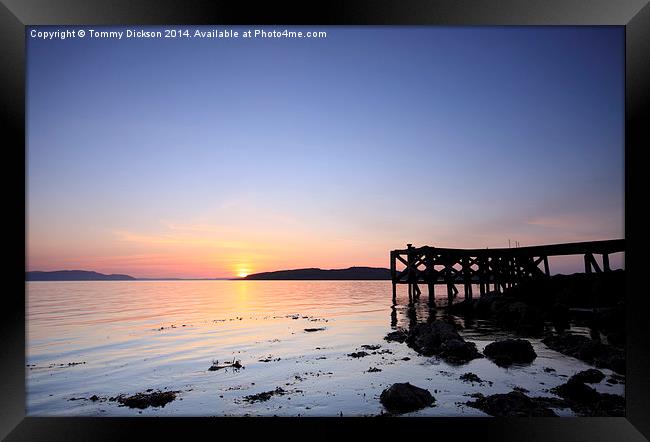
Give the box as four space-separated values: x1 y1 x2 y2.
27 281 623 416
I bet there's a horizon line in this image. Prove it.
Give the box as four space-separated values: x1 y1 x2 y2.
25 265 391 280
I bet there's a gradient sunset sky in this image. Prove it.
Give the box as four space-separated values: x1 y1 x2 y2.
27 26 624 278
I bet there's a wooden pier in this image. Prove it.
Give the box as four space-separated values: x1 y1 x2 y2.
390 239 625 306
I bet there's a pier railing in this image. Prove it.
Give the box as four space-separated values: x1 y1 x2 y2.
390 239 625 305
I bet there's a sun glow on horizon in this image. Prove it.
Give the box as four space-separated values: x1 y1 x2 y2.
26 27 625 282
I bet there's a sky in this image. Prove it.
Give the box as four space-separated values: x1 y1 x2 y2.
26 26 625 278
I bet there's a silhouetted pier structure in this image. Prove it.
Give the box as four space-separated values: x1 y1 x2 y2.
390 239 625 306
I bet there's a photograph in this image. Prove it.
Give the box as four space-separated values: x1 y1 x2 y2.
24 24 629 419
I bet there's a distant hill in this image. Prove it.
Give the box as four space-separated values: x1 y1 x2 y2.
244 266 391 280
26 270 136 281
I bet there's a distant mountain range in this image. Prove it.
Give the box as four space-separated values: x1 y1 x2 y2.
26 267 393 281
26 270 136 281
244 266 391 280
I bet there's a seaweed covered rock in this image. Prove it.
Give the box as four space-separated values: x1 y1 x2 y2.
587 393 626 416
551 377 625 416
592 303 626 347
483 339 537 367
550 302 570 332
542 333 624 374
380 382 435 413
384 330 408 343
449 272 626 339
465 391 558 417
459 372 487 384
116 390 178 409
447 299 474 315
242 387 288 403
474 294 507 317
571 368 605 384
407 320 482 363
450 294 544 336
494 301 544 336
552 377 601 403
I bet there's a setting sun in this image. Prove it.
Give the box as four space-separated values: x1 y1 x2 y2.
237 271 249 278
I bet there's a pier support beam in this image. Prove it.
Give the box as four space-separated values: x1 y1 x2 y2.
464 283 472 301
584 253 602 274
445 283 458 307
428 283 436 307
603 253 610 272
543 256 550 276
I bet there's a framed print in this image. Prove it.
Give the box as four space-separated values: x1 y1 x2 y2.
2 0 649 440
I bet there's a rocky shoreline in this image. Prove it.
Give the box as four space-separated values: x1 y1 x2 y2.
378 271 626 416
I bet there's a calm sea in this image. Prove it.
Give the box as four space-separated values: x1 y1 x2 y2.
26 280 623 416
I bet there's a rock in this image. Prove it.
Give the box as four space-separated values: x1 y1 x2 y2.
406 320 482 363
361 344 381 350
304 328 325 332
484 339 537 367
451 272 626 338
496 300 526 321
117 390 178 409
492 355 512 367
348 351 370 358
459 372 483 383
258 356 281 363
551 378 625 416
606 330 625 347
542 333 625 374
447 299 475 315
458 294 545 336
465 391 558 417
588 393 625 416
209 360 243 371
517 309 545 336
552 378 600 403
550 303 570 332
407 322 453 355
495 301 544 336
384 330 408 343
571 369 605 384
593 304 625 347
606 374 625 385
379 382 435 413
440 338 483 364
242 387 287 403
473 294 502 317
531 396 570 410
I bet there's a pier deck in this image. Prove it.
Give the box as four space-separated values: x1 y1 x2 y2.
390 239 625 305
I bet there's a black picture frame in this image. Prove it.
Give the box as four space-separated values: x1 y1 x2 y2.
2 1 648 440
